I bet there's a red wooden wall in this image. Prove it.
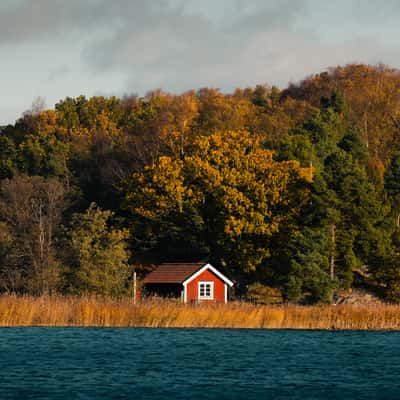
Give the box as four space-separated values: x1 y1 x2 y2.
186 269 226 302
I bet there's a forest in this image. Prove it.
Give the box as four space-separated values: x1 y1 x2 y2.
1 63 400 304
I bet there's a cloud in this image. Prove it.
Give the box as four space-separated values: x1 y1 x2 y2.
229 0 308 33
1 0 400 106
0 0 93 44
77 0 400 91
48 65 70 81
79 0 313 91
351 0 400 22
0 0 192 45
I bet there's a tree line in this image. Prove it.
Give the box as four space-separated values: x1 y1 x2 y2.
1 63 400 303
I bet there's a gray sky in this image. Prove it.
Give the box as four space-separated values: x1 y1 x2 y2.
1 0 400 124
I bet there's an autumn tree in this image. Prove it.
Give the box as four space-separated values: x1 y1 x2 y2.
284 64 400 164
195 89 258 135
125 131 310 286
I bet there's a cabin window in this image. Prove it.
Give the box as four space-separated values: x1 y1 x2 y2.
198 282 214 300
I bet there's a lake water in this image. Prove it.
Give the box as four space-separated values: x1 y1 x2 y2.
0 328 399 399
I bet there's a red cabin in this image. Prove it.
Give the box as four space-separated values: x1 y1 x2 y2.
143 263 234 303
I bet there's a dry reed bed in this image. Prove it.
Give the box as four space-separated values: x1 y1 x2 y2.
0 295 399 330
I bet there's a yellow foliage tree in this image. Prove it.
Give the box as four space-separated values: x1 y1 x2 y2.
126 131 310 277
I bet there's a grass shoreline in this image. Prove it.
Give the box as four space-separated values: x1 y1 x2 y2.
1 295 399 330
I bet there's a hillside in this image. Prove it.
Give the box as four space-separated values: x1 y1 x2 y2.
1 63 400 303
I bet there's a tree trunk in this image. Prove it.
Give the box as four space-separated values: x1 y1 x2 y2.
330 224 336 281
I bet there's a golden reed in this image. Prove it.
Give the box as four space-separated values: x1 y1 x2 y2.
0 294 399 330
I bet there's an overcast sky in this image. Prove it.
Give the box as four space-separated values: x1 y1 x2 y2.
1 0 400 124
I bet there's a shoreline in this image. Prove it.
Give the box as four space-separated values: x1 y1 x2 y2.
1 295 399 330
1 326 400 331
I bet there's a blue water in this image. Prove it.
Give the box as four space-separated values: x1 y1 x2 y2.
0 329 399 399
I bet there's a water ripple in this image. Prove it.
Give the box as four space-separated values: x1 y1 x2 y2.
0 328 399 399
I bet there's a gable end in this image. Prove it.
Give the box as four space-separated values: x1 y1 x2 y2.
182 263 233 287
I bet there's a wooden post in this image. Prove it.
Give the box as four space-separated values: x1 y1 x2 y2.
133 270 137 305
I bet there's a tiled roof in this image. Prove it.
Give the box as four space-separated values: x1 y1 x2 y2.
143 263 205 284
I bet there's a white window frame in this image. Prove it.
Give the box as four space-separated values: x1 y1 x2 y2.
198 281 214 300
